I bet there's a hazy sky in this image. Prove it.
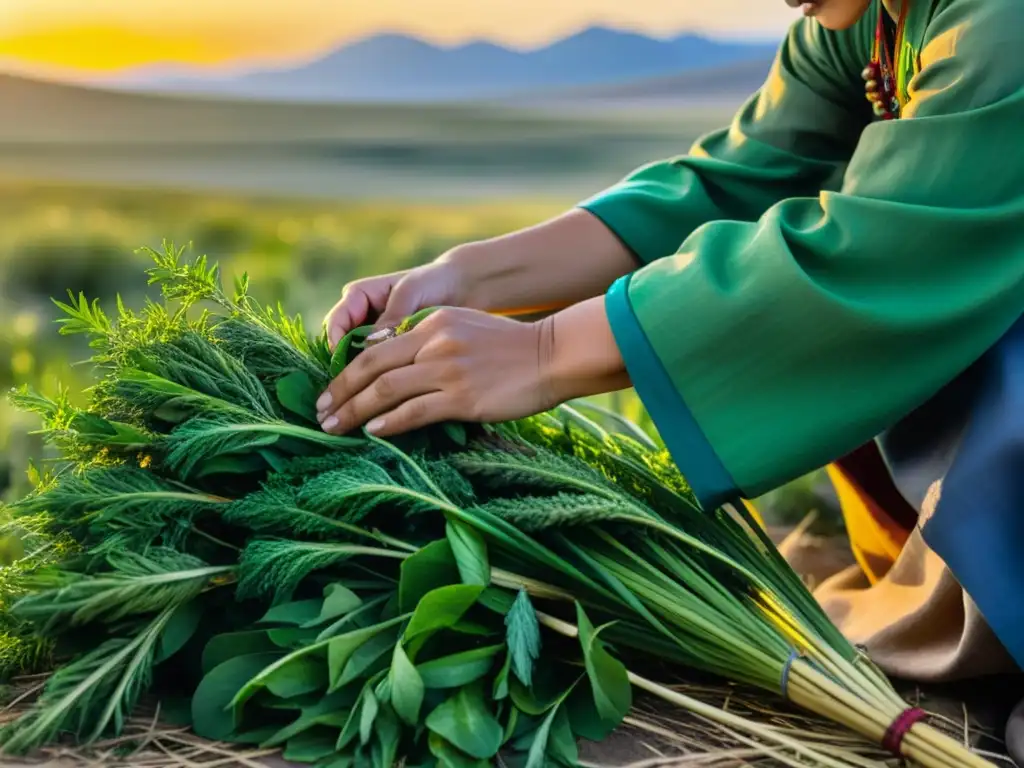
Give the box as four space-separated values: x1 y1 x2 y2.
0 0 797 74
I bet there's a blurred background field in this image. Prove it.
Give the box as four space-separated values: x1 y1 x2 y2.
0 3 838 531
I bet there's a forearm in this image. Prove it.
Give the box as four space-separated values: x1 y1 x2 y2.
442 209 638 314
538 296 631 405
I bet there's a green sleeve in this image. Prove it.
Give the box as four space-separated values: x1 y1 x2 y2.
606 0 1024 507
580 15 873 264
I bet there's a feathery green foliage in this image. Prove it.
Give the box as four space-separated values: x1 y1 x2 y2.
0 245 977 768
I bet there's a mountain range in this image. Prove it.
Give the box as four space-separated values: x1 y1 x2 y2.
120 26 779 103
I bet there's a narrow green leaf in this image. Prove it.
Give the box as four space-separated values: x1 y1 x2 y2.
259 599 324 626
505 590 541 688
493 652 513 700
576 604 631 729
445 521 489 587
399 540 461 613
389 643 425 725
425 684 503 760
359 688 378 747
327 615 408 693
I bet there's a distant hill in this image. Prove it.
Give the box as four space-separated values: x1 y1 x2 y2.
120 26 779 103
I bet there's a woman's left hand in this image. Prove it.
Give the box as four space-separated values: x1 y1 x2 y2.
315 307 559 437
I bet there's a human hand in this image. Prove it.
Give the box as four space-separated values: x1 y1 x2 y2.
315 297 629 438
316 307 554 436
323 256 469 349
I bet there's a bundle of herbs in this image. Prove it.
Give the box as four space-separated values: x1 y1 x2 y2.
0 245 993 768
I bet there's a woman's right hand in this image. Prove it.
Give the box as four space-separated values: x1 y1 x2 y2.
325 257 468 348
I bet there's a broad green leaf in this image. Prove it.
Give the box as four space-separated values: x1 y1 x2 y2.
192 652 284 741
445 521 489 587
443 423 468 446
505 590 541 688
424 684 503 760
304 584 363 628
390 643 424 725
283 727 339 763
477 587 515 614
202 630 278 674
330 327 374 377
576 604 631 729
399 540 461 613
276 370 319 422
265 655 327 699
566 684 616 742
327 615 408 692
428 732 490 768
417 645 503 689
403 585 484 651
155 600 202 663
259 599 324 626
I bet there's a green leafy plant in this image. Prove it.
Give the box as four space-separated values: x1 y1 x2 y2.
0 244 989 768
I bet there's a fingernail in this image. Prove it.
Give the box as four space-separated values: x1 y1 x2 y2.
316 392 333 411
328 325 342 346
322 415 338 431
366 418 385 434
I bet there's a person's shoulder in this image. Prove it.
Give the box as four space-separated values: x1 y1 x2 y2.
910 0 1024 113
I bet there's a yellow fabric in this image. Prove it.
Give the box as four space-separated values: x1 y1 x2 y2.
825 464 905 584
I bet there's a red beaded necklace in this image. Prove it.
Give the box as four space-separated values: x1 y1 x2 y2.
862 1 909 120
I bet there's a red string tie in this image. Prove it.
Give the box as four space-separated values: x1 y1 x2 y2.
882 707 928 756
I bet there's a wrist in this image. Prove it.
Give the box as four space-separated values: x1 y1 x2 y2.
536 296 629 407
435 241 505 311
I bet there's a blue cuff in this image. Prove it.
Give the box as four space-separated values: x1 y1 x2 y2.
605 275 740 509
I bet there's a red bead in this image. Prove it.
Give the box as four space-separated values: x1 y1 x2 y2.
865 79 879 93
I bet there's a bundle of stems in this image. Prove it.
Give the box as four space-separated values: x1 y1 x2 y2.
0 244 992 768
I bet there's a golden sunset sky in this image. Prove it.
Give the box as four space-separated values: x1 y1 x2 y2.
0 0 795 75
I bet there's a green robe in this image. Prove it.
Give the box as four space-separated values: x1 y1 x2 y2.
583 0 1024 505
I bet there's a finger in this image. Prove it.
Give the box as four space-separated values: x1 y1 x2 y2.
319 363 445 435
316 331 422 417
326 289 370 349
363 392 457 438
375 282 426 330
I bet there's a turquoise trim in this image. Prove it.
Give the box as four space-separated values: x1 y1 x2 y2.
605 275 740 509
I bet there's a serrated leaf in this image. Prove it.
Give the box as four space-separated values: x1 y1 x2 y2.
505 590 541 688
